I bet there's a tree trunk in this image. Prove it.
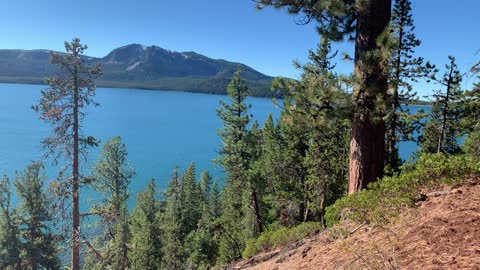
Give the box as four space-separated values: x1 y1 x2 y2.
388 12 404 170
348 0 392 194
437 64 453 154
250 186 263 234
71 64 80 270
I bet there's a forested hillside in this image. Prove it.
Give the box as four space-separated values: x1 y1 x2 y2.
0 44 275 97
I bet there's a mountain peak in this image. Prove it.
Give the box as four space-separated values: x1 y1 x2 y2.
0 44 275 97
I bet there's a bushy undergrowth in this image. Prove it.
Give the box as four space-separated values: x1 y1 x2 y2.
242 222 323 258
325 153 479 227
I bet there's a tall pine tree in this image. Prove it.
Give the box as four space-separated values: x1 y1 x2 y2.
14 163 60 270
256 0 392 193
33 38 101 270
385 0 434 171
161 166 184 269
420 56 463 154
89 136 134 269
462 63 480 160
0 175 22 270
129 179 162 270
273 38 349 225
215 70 262 262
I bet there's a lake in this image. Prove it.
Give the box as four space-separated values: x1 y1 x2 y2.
0 83 424 204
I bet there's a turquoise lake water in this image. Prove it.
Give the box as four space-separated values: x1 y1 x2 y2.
0 83 425 204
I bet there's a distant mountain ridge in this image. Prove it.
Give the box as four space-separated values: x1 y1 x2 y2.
0 44 276 97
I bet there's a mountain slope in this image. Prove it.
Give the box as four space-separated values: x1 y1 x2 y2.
225 177 480 269
0 44 276 97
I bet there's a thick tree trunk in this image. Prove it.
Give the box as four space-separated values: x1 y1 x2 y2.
348 0 392 194
71 65 80 270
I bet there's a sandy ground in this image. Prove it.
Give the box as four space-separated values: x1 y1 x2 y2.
225 177 480 270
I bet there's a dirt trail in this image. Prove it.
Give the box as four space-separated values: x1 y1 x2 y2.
227 178 480 270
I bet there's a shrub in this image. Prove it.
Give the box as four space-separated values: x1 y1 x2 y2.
242 222 322 258
325 153 479 227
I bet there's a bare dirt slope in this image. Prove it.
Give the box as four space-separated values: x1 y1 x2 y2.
227 178 480 270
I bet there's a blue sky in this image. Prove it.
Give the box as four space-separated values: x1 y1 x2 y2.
0 0 478 96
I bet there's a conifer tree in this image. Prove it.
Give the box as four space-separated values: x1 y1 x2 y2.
273 38 349 225
215 70 264 262
129 179 162 270
245 121 266 233
179 163 201 237
209 182 222 220
0 175 22 270
184 174 220 270
32 38 101 270
199 171 212 203
385 0 434 171
256 0 392 193
14 163 60 270
215 183 247 264
462 65 480 160
90 136 134 269
257 113 306 225
419 56 463 154
161 166 184 269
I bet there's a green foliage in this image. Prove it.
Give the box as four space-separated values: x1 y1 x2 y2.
0 175 22 269
160 166 185 269
215 70 267 263
325 154 479 227
14 163 61 270
129 179 162 270
0 165 61 270
184 226 219 270
242 222 322 259
385 0 433 172
268 38 349 225
462 73 480 161
255 0 356 41
419 56 464 155
179 163 202 238
86 137 134 269
93 136 135 214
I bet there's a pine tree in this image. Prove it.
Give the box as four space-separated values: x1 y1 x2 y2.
215 70 265 262
90 136 134 269
462 65 480 160
419 56 463 154
14 163 61 270
199 171 212 203
129 179 162 270
179 163 201 238
245 121 266 234
385 0 434 171
256 0 392 193
209 182 222 220
257 113 306 225
32 38 101 270
273 37 349 225
161 166 184 269
215 183 247 264
184 173 220 270
0 175 22 269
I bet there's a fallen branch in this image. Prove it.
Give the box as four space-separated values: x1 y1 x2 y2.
416 189 460 202
341 222 366 240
